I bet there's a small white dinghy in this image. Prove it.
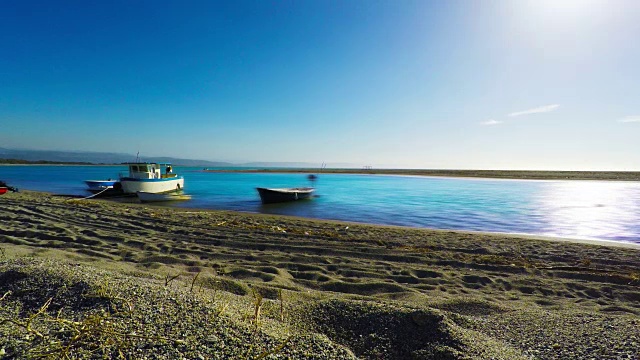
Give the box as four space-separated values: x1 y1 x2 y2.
136 190 192 203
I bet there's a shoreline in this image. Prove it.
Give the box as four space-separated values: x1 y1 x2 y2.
179 209 640 250
15 190 640 249
104 192 640 250
450 229 640 250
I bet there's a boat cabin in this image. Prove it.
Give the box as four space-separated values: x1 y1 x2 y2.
124 163 177 179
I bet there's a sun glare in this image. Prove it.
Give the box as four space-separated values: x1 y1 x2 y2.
528 0 608 23
537 0 603 13
504 0 621 52
538 182 638 241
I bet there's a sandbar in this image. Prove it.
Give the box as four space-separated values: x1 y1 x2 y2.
203 168 640 181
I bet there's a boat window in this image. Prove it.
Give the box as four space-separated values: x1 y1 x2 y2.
131 165 151 172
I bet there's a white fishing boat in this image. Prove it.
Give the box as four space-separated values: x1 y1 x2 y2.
136 190 191 203
120 163 184 194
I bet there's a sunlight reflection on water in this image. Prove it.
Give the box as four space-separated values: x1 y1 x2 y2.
536 181 639 241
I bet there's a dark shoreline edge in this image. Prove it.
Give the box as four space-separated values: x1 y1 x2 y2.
202 168 640 181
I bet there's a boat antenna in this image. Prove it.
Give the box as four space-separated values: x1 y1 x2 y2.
135 151 140 163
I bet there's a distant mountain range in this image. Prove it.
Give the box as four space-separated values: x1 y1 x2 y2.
0 148 353 168
0 148 232 167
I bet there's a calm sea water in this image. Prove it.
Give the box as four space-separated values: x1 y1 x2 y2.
2 165 639 245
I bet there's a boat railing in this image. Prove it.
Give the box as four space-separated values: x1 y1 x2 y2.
120 171 179 180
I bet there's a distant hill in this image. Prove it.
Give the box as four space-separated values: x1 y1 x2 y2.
145 157 234 167
0 158 93 165
0 148 233 167
0 148 359 168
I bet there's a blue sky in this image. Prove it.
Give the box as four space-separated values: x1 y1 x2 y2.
1 0 639 169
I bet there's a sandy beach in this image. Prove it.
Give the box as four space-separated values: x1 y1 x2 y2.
1 191 639 359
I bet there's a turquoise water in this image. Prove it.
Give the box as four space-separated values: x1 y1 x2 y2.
2 165 639 245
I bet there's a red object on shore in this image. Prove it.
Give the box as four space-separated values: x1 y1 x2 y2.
0 187 7 195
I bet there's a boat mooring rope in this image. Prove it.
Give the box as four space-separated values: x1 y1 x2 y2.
76 187 113 200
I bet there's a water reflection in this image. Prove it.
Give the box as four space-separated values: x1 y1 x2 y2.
536 181 640 241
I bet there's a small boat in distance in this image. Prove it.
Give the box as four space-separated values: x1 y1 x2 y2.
120 163 184 194
137 190 192 203
256 187 315 204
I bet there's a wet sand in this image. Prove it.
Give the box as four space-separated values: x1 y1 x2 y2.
1 191 639 359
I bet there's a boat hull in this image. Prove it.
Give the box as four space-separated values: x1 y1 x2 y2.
84 180 120 194
256 187 314 204
121 176 184 194
137 191 191 203
0 187 7 195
